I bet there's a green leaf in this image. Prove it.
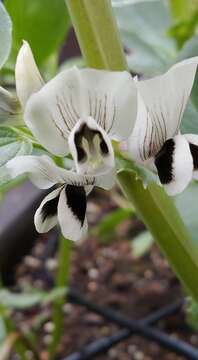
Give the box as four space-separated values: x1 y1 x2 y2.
181 100 198 134
0 88 21 124
176 36 198 134
0 127 32 186
95 207 134 242
0 287 67 310
0 290 42 309
0 127 32 167
175 182 198 246
186 297 198 331
0 2 12 69
4 0 70 65
177 35 198 60
0 317 6 344
113 0 177 75
170 0 198 21
169 0 198 47
131 231 154 259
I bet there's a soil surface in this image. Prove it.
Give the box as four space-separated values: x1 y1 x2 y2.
11 188 198 360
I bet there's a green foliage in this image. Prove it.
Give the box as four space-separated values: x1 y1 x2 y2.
0 127 33 186
95 207 134 242
113 0 177 75
170 0 198 19
186 298 198 331
169 0 198 47
0 2 12 69
175 182 198 246
131 231 154 259
0 287 67 310
0 127 32 167
4 0 70 65
114 0 198 137
181 101 198 135
0 316 6 343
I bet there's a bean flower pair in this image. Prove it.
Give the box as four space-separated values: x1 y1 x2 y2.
3 41 198 241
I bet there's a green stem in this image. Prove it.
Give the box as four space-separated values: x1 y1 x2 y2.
49 235 72 359
118 171 198 299
66 0 198 301
66 0 127 70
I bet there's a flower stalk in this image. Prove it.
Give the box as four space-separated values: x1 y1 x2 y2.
66 0 198 301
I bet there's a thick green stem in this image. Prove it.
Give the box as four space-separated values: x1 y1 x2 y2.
49 236 72 359
66 0 127 70
118 171 198 299
66 0 198 301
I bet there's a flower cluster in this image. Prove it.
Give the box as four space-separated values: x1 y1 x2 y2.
3 41 198 241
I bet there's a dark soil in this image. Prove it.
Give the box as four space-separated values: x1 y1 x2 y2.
11 189 198 360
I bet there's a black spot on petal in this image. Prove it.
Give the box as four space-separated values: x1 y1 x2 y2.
74 125 87 163
41 194 59 221
77 146 87 162
189 143 198 170
154 138 175 184
65 185 86 225
100 139 109 155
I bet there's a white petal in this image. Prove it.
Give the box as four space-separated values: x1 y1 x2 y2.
6 155 63 188
15 41 44 107
24 67 137 156
24 67 82 156
184 134 198 180
68 116 114 176
0 87 21 122
5 154 104 189
24 92 69 156
154 135 193 196
79 68 137 140
94 167 116 190
34 187 61 233
135 57 198 156
58 186 88 241
127 91 155 165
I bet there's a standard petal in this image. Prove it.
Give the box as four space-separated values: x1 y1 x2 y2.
79 68 137 140
58 185 88 241
68 116 114 175
24 67 82 156
184 134 198 180
5 154 102 189
24 67 137 156
0 87 21 123
136 57 198 151
34 187 61 233
154 135 193 196
15 41 44 107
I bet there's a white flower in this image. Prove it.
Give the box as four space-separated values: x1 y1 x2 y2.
15 41 137 178
127 57 198 196
6 155 115 241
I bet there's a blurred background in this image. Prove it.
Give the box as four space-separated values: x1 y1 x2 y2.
1 0 198 359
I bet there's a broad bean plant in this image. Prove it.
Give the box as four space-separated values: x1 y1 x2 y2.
0 0 198 357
